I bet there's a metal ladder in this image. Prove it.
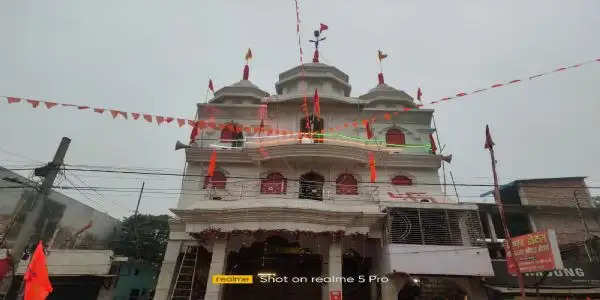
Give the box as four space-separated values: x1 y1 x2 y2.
170 246 199 300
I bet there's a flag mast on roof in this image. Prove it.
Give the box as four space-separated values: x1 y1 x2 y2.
377 49 388 85
309 23 328 63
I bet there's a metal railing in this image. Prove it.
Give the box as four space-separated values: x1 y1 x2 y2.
386 207 485 247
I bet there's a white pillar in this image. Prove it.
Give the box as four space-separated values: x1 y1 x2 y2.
204 237 228 300
153 240 182 300
485 212 498 242
327 237 343 299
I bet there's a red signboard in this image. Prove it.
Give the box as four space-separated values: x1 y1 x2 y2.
505 229 564 275
330 290 342 300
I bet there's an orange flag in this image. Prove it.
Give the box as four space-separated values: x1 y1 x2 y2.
24 241 53 300
207 150 217 177
368 151 376 183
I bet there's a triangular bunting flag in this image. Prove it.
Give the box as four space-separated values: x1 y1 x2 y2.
177 118 186 127
131 113 140 120
77 106 89 110
110 110 120 119
166 117 174 123
61 104 77 107
156 116 165 125
27 100 40 108
94 108 105 114
119 111 127 119
143 114 152 122
7 97 21 104
44 102 57 109
187 120 195 126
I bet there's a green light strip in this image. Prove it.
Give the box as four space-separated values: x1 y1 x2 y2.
318 133 431 149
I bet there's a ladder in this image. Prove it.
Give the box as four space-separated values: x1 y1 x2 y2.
170 246 199 300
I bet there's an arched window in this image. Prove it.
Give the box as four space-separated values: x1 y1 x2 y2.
221 124 244 147
260 173 287 194
336 173 358 195
203 171 226 189
386 129 405 146
299 172 324 200
392 175 412 186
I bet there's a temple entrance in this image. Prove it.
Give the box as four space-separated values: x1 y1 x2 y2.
342 249 372 300
397 277 467 300
299 172 324 200
224 236 322 300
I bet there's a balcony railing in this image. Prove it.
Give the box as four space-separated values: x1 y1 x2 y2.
195 179 380 202
192 133 432 154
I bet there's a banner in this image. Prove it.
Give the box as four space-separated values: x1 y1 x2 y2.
505 229 564 274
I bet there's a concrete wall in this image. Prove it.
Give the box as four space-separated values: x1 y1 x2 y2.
15 249 113 275
532 210 600 245
519 178 593 207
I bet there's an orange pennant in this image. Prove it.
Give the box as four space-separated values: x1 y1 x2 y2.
155 116 165 125
207 150 217 177
7 97 21 104
384 113 391 120
24 241 53 300
368 152 376 183
177 118 186 127
131 113 140 120
165 117 174 123
27 100 40 108
143 114 152 122
44 102 57 109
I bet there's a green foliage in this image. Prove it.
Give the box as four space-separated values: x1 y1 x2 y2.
113 214 170 269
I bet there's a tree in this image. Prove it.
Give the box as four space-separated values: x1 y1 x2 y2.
113 214 170 269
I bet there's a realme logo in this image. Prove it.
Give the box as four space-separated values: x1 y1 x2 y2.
212 275 253 284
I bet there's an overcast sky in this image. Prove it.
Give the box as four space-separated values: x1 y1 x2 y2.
1 1 599 219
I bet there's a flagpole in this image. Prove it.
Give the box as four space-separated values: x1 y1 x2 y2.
485 125 526 299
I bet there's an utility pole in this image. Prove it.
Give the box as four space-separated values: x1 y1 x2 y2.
133 181 145 260
10 137 70 298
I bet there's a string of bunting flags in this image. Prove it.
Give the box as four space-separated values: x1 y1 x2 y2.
1 56 599 141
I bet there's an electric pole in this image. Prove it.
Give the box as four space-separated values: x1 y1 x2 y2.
10 137 71 277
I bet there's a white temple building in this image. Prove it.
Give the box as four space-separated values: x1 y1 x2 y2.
153 50 494 300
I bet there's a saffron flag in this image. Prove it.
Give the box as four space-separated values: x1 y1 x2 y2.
368 152 376 183
429 133 437 154
484 125 495 149
377 50 388 61
24 241 53 300
207 150 217 177
313 89 320 117
365 122 374 139
208 79 214 93
245 48 253 61
190 121 199 142
319 23 329 32
417 87 422 101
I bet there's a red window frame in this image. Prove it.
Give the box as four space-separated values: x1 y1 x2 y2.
203 171 226 189
391 175 412 186
336 173 358 195
260 173 287 194
386 129 406 145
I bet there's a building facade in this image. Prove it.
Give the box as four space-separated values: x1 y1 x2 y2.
0 166 122 300
477 177 600 299
155 59 494 300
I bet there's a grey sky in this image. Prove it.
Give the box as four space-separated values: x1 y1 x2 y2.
1 1 599 218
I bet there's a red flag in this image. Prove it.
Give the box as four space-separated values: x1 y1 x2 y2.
313 89 320 117
190 122 199 142
208 79 214 93
417 87 422 101
27 100 40 108
24 241 53 300
0 257 10 282
484 125 494 149
131 113 140 120
177 118 186 127
155 116 165 125
207 150 217 177
383 113 391 120
319 23 329 32
429 133 437 154
94 108 105 114
7 97 21 104
243 65 249 80
143 114 152 123
77 106 89 110
368 152 376 183
43 102 57 109
365 122 373 139
166 117 174 123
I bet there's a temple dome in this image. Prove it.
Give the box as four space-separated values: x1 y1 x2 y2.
275 62 351 97
209 79 269 104
359 82 417 108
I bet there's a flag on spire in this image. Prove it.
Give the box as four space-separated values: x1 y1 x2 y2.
208 79 214 93
377 50 388 61
417 87 423 102
245 48 253 61
319 23 329 32
313 89 320 117
484 125 495 149
24 241 53 300
243 65 250 80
